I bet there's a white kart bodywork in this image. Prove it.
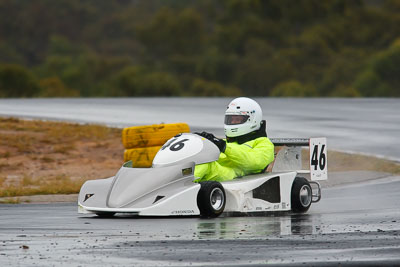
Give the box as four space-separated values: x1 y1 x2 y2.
78 133 326 216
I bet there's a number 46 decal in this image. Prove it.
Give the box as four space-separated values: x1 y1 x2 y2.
309 138 328 181
162 138 189 151
311 144 326 170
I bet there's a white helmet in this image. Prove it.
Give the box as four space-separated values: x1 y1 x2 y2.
224 97 263 137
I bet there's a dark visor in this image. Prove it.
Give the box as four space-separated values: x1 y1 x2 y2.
225 115 249 125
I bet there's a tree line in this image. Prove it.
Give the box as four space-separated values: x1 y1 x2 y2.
1 0 400 97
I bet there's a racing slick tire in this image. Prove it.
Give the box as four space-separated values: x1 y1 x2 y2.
197 181 226 218
291 177 312 213
95 212 116 218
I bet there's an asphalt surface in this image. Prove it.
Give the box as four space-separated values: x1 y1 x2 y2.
0 98 399 160
1 174 400 266
1 98 399 265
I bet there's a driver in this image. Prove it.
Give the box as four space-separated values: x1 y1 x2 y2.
194 97 274 182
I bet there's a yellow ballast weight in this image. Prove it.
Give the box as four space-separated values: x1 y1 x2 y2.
124 146 161 168
122 123 190 149
122 123 190 167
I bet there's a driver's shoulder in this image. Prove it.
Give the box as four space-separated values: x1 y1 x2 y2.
245 136 270 146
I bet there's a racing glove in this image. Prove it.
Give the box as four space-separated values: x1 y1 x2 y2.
195 132 226 153
195 131 213 140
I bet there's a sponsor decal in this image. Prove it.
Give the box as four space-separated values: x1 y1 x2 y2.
256 207 262 211
171 210 195 215
282 202 286 209
274 204 279 210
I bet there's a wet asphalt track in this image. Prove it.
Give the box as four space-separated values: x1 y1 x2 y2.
0 97 399 160
1 98 400 265
1 175 400 266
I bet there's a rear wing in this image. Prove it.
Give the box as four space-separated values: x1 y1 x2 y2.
270 138 309 146
270 137 327 181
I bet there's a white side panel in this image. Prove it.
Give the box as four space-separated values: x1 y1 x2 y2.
139 184 201 216
223 188 244 212
279 172 296 211
223 174 275 212
80 181 201 216
222 172 297 212
242 197 275 212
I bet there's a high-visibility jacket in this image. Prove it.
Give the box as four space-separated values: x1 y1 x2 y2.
194 137 274 182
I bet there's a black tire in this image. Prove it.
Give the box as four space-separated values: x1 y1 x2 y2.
95 212 116 218
291 177 312 213
197 181 226 218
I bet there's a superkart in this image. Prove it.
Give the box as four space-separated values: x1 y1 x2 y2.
78 133 327 217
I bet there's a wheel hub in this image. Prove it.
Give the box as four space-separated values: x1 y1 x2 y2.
299 185 312 207
210 188 224 210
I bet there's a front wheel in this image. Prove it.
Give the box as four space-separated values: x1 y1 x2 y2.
291 177 312 213
197 181 226 218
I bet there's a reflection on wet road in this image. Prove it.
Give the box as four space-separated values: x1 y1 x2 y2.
1 176 400 265
196 215 317 238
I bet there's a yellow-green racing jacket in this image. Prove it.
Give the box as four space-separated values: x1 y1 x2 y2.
194 137 274 182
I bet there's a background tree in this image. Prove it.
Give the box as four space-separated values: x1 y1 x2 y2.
0 0 399 97
0 64 40 97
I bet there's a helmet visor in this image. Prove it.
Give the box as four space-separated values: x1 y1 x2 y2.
225 115 249 125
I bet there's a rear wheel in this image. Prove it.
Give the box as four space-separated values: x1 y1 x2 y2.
197 181 226 217
291 177 312 213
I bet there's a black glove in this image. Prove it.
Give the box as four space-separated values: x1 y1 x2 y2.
212 137 226 153
195 131 212 139
195 131 226 153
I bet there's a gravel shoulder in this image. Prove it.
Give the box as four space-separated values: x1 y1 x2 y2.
1 117 399 204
